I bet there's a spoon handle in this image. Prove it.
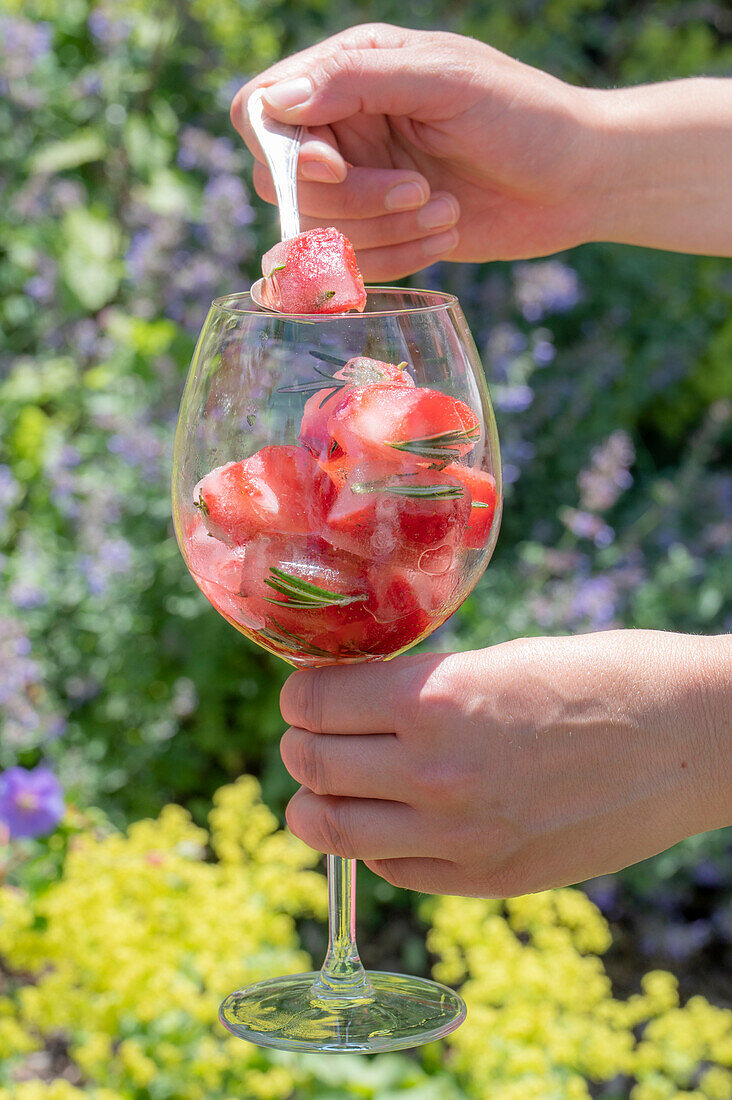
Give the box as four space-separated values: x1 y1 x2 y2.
247 88 303 241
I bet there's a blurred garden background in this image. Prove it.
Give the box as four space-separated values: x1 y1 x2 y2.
1 0 731 1097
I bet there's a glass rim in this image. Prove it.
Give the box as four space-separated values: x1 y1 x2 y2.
210 286 460 320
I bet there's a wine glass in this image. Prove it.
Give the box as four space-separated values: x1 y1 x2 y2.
171 287 502 1054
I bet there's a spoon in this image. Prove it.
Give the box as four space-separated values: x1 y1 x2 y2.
248 88 303 308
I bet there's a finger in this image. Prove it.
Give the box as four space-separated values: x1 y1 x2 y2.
229 25 415 160
261 45 461 126
286 787 428 860
363 856 466 896
356 228 460 282
252 161 430 219
298 127 348 183
280 727 407 802
280 658 426 734
298 193 460 250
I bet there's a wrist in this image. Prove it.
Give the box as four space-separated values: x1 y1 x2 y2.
575 78 732 254
691 633 732 831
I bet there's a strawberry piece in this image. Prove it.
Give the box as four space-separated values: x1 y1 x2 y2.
193 445 334 545
299 356 414 460
323 467 471 561
444 464 498 548
184 515 265 632
328 385 480 472
259 227 367 315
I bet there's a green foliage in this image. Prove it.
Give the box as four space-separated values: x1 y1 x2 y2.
1 785 731 1099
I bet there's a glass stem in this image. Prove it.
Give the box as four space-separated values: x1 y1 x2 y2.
309 856 375 1003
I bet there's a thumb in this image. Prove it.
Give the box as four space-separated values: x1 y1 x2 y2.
260 46 454 125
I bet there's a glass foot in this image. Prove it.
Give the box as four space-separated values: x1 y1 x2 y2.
219 970 466 1053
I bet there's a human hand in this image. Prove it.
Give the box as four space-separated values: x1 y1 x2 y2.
229 23 602 279
278 630 730 897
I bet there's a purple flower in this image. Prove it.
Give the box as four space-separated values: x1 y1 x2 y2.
571 575 617 629
8 580 48 610
495 384 534 413
0 766 64 840
561 508 604 540
203 173 254 229
77 70 104 97
87 7 132 47
0 17 52 81
0 464 21 522
177 127 241 174
49 179 85 215
514 260 581 322
578 431 635 512
532 339 556 366
485 323 527 378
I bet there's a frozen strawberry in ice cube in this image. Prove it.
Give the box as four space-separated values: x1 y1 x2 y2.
258 227 367 315
183 514 265 632
238 539 376 659
443 464 498 549
328 385 480 472
193 444 334 545
323 467 471 561
299 356 414 460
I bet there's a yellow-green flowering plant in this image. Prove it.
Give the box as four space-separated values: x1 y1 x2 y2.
427 893 732 1100
1 777 731 1100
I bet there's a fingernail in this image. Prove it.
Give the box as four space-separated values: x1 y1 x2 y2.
418 196 459 230
385 180 427 212
423 228 459 257
301 161 339 183
262 77 313 111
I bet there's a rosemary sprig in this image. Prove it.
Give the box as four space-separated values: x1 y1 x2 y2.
259 621 332 658
193 495 209 516
388 425 481 461
278 365 346 395
472 501 492 508
351 481 464 500
263 567 368 609
309 349 349 366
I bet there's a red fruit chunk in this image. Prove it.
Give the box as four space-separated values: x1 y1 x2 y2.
242 540 372 646
444 464 498 548
329 386 480 471
184 515 264 632
324 467 471 561
187 519 460 662
259 227 367 315
299 356 414 460
193 445 334 545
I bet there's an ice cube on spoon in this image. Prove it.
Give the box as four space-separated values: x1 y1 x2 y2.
247 89 366 315
257 227 367 315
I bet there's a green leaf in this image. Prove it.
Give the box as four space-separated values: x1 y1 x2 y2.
133 168 201 218
60 208 122 311
123 115 173 174
29 129 106 174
